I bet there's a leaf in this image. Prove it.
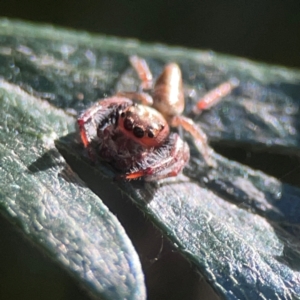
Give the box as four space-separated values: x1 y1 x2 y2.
0 82 146 299
1 18 300 299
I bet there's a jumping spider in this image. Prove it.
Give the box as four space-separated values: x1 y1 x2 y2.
78 56 238 181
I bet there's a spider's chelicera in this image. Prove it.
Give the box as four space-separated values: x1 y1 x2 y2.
78 56 238 181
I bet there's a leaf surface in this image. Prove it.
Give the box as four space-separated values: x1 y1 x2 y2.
0 80 146 300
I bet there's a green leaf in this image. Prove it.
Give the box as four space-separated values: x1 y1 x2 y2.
0 80 146 299
1 18 300 299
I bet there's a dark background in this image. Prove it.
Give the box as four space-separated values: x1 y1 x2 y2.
1 0 300 68
1 1 300 300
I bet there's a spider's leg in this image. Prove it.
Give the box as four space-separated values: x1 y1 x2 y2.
193 78 239 114
129 55 153 90
121 133 190 181
77 96 133 148
171 115 216 167
116 91 153 106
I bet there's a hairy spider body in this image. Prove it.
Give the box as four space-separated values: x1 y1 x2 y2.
78 56 238 181
78 96 189 180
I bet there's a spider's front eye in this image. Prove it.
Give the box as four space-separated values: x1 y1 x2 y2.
148 130 154 138
133 126 144 138
120 112 125 118
124 118 133 131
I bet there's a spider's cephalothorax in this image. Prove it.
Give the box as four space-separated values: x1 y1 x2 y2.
78 56 238 181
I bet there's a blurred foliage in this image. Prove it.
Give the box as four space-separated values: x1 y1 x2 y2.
1 0 300 68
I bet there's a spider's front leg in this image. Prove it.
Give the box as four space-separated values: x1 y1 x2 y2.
77 96 133 159
122 133 190 181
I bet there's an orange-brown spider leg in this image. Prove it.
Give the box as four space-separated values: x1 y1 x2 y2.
171 115 216 167
123 164 182 181
193 78 239 114
116 91 153 106
119 133 190 181
129 55 153 90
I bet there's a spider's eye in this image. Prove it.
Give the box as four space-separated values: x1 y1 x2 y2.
133 126 144 138
124 118 133 131
148 130 154 138
118 104 169 147
120 112 125 118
